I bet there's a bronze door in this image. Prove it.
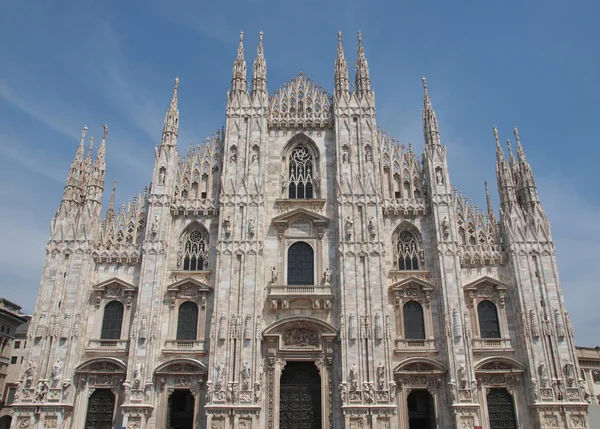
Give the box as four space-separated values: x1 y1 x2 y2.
84 389 115 429
280 361 322 429
487 388 517 429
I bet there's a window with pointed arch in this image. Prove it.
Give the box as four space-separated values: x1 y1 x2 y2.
288 144 315 199
180 226 209 271
394 230 421 270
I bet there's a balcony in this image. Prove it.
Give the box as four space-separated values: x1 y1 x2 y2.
163 340 207 355
86 339 129 354
394 339 436 354
472 337 513 353
267 284 334 311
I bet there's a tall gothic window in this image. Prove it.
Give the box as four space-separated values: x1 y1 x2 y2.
287 242 314 285
100 301 124 340
288 145 314 199
395 230 420 270
478 300 501 339
403 301 426 340
176 301 199 341
181 227 209 271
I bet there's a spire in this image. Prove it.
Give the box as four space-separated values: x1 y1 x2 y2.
514 126 527 163
506 138 516 167
494 126 503 162
76 125 87 161
422 77 441 146
162 77 180 148
107 179 117 221
334 31 349 97
252 31 267 99
231 31 247 95
485 181 494 215
354 31 371 96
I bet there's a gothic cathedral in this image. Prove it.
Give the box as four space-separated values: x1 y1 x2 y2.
10 32 590 429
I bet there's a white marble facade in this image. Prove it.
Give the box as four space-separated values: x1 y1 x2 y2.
10 32 590 429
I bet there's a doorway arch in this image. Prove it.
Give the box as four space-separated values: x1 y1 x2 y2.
280 361 322 429
487 388 517 429
407 390 435 429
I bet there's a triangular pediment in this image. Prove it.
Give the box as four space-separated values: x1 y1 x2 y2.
167 276 212 293
92 277 137 293
463 276 508 292
390 276 435 291
272 207 330 226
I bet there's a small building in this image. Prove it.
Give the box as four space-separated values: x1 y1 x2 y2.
577 346 600 425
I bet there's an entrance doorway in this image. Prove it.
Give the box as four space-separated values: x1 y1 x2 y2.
280 361 322 429
168 390 195 429
84 389 115 429
407 390 435 429
487 388 517 429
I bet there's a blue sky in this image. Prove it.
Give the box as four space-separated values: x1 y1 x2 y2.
0 0 598 345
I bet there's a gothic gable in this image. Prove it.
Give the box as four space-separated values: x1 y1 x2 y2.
268 73 333 128
272 208 330 240
463 276 508 294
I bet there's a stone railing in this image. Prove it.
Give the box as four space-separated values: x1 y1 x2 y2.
394 338 436 353
381 198 427 217
163 339 207 355
458 244 504 266
86 339 129 353
267 284 334 310
472 337 513 352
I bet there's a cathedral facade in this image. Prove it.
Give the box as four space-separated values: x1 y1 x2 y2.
10 32 590 429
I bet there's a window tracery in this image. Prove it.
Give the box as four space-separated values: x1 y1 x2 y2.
394 230 420 270
287 145 315 199
179 227 209 271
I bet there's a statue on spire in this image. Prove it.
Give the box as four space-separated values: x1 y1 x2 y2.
231 31 247 95
422 77 440 146
252 31 267 99
334 31 349 97
354 31 371 96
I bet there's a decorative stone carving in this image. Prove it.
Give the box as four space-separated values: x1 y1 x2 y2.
218 313 226 340
50 360 62 387
530 309 540 338
453 308 461 338
214 362 225 391
441 216 450 239
248 217 256 237
282 328 318 347
243 314 252 340
270 265 278 284
322 268 331 285
463 311 472 339
345 216 353 239
554 309 565 338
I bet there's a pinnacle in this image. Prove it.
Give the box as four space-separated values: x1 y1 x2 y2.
103 123 109 139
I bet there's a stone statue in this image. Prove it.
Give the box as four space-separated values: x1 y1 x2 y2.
215 362 225 391
368 216 375 238
436 168 444 185
322 268 331 285
270 266 278 284
339 383 348 404
205 381 213 403
151 214 159 236
345 216 353 238
241 362 251 390
159 169 166 185
365 148 372 162
441 216 450 238
349 363 359 391
342 149 349 163
389 381 396 400
377 363 385 390
252 150 259 164
50 359 62 386
281 173 288 193
248 218 256 237
24 361 36 386
313 172 320 192
35 380 48 402
134 361 142 385
223 216 231 236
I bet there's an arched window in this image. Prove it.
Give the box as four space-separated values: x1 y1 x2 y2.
176 301 199 341
403 301 425 340
395 230 420 270
287 242 314 285
100 301 124 340
288 145 314 199
478 300 501 339
181 227 209 271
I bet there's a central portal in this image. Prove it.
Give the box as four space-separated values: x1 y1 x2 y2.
280 361 322 429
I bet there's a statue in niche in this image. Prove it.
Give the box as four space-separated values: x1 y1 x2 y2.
241 362 251 390
159 169 166 185
248 218 256 237
222 216 232 236
342 149 349 163
377 363 385 390
50 360 62 386
345 216 353 238
252 150 259 164
368 216 375 238
270 266 278 284
322 268 331 285
436 168 444 185
349 363 359 391
442 216 450 239
365 148 372 162
281 173 288 194
151 214 159 236
24 361 36 386
229 150 237 163
133 361 143 385
215 362 225 391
